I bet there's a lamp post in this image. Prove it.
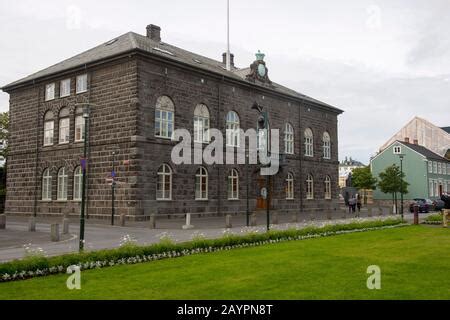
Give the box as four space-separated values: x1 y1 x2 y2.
246 150 250 227
111 151 116 226
399 154 405 221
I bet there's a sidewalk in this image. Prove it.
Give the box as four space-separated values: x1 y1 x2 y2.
0 212 422 263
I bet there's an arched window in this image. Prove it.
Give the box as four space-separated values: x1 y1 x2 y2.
325 176 332 200
155 96 175 139
323 132 331 159
193 104 210 143
228 169 239 200
42 168 52 201
57 167 68 201
195 167 208 200
59 107 70 144
75 107 85 142
157 164 172 200
226 111 240 147
306 174 314 200
285 123 294 155
44 111 54 146
286 172 294 200
304 128 314 157
73 167 83 201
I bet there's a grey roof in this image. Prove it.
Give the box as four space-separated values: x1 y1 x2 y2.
399 141 450 162
441 127 450 134
2 31 342 113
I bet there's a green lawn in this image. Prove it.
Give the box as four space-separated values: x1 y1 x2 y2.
1 225 449 300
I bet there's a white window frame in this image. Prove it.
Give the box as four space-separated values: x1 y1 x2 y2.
44 118 54 146
325 176 332 200
304 128 314 157
433 162 437 174
285 123 294 155
323 132 331 159
443 164 447 175
45 83 55 101
59 117 70 144
429 179 434 197
75 115 85 142
286 173 294 200
73 166 83 201
157 164 172 200
42 169 52 201
306 174 314 200
438 163 442 174
226 111 240 147
60 79 71 98
393 146 402 155
228 169 239 200
155 96 175 139
76 74 88 94
57 168 68 201
193 104 210 143
195 167 208 200
428 161 433 174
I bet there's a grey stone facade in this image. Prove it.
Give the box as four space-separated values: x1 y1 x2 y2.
2 25 343 220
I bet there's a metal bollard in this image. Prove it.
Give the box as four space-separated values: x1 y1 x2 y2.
62 218 70 235
51 224 60 242
28 217 36 232
182 213 194 230
120 214 126 227
149 215 156 229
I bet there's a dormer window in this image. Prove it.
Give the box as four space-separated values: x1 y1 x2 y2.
393 146 402 155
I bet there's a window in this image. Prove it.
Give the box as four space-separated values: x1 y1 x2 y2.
429 180 434 197
75 107 85 142
44 111 54 146
285 123 294 155
325 176 332 200
195 167 208 200
226 111 240 147
157 164 172 200
443 164 447 175
57 167 68 201
59 107 70 144
438 163 442 174
45 83 55 101
433 162 437 174
306 174 314 200
42 169 52 201
60 79 71 97
286 173 294 200
304 128 314 157
73 167 83 201
428 161 433 174
228 169 239 200
76 74 88 94
193 104 210 143
323 132 331 159
155 96 175 139
393 146 402 155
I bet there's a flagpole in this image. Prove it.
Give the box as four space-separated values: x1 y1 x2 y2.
226 0 231 71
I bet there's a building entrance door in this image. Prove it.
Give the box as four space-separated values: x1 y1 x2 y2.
256 176 272 210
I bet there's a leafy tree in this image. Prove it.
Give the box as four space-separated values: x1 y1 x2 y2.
352 166 377 204
378 164 409 212
0 112 8 160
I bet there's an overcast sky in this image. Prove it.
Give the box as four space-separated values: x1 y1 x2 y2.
1 0 449 164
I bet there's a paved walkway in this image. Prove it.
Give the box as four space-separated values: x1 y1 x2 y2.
0 212 426 263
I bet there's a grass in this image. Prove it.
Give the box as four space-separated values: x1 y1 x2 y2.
0 225 449 300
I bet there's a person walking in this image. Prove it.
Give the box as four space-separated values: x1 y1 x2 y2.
356 194 362 213
348 197 356 214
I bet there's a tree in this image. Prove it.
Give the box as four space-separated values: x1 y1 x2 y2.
0 111 8 160
352 166 377 205
378 164 409 213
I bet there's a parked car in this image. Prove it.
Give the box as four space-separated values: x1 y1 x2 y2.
432 199 445 211
409 199 429 213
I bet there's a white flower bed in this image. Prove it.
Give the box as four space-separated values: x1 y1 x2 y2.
0 222 407 283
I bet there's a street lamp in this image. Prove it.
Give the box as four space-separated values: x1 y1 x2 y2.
75 103 96 252
245 150 250 227
111 151 116 226
398 154 405 221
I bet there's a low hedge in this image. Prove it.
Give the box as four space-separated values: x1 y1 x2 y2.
0 218 404 282
423 214 443 224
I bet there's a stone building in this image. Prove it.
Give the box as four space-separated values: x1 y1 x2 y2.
1 24 343 220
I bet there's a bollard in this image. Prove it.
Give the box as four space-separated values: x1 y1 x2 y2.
442 209 449 228
51 224 60 242
326 211 332 220
250 213 257 227
120 214 126 227
225 214 232 229
28 217 36 232
379 208 383 217
62 218 70 235
182 213 194 230
291 213 298 223
413 205 419 225
0 214 5 229
271 212 279 225
368 208 373 218
149 215 156 230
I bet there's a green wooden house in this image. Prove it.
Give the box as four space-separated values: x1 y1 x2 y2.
371 140 450 201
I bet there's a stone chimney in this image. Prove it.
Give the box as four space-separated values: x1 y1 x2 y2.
222 52 234 67
404 137 410 143
413 139 419 145
147 24 161 42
